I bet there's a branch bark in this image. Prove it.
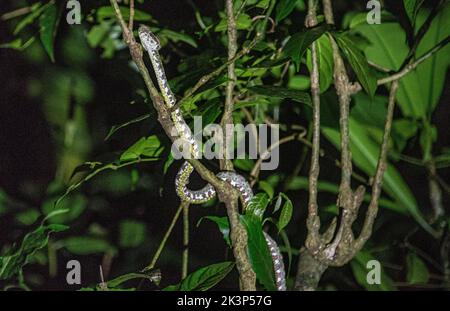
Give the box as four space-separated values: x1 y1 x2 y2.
304 0 322 251
354 80 399 250
221 0 238 171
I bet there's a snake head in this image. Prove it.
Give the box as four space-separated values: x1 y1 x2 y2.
138 25 161 51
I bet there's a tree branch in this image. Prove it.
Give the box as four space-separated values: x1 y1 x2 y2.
223 193 256 290
109 0 256 291
144 201 186 271
304 0 322 252
221 0 238 171
378 37 449 85
128 0 135 31
250 132 306 186
182 203 190 279
354 80 399 250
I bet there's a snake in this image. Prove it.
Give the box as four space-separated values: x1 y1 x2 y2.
138 25 286 291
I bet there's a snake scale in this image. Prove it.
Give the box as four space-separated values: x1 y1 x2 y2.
138 25 286 291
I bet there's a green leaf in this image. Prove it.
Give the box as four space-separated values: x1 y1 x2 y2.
435 149 450 169
258 181 274 199
352 13 450 118
354 22 422 115
275 0 300 22
163 152 175 175
273 194 283 213
414 7 450 114
288 75 310 90
392 119 419 151
215 14 252 32
419 122 437 162
0 37 36 51
163 262 234 291
347 11 396 29
62 237 117 255
403 0 425 26
197 216 231 247
233 158 255 172
406 252 429 284
119 220 146 248
334 33 377 96
120 135 164 162
42 189 87 224
96 6 153 22
350 250 396 291
105 114 151 141
0 224 68 280
351 93 387 129
306 34 334 92
352 92 418 153
277 194 293 232
246 193 269 222
256 0 270 9
39 3 59 62
241 215 276 290
15 209 40 226
158 29 197 48
107 271 161 288
197 99 223 126
248 85 311 106
284 24 328 69
86 19 122 59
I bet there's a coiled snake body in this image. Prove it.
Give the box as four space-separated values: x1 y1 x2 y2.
139 26 286 291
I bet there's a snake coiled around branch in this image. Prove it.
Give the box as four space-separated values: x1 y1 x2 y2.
138 25 286 291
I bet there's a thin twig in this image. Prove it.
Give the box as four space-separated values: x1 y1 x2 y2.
110 0 133 44
182 203 190 279
250 132 306 186
221 0 238 171
354 80 399 249
128 0 135 31
377 37 450 85
144 202 186 271
282 124 312 191
304 0 322 248
1 6 31 20
435 174 450 195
